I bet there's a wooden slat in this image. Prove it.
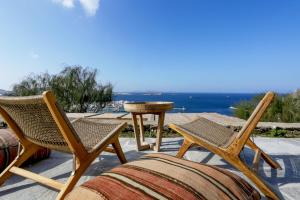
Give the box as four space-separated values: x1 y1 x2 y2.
111 139 127 164
43 91 87 160
252 149 262 172
9 166 64 190
104 147 116 153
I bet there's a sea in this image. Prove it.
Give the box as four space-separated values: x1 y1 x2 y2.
113 93 256 116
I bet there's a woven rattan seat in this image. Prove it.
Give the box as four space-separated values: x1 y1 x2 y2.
169 92 282 200
72 119 122 152
178 117 236 147
0 91 127 200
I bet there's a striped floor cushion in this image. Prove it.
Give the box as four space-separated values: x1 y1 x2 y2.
0 128 51 172
66 153 260 200
0 129 18 172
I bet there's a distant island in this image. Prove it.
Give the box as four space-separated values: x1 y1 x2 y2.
114 92 162 96
0 89 12 96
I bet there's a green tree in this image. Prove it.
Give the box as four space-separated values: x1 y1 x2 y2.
12 73 51 96
12 66 113 113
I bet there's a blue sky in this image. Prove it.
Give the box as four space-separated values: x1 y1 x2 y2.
0 0 299 93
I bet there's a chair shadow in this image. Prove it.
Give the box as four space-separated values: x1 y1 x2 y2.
48 149 147 180
158 138 185 152
0 182 56 196
1 152 72 185
0 152 72 195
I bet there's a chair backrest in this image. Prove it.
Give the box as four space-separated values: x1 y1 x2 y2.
233 92 274 151
0 91 82 153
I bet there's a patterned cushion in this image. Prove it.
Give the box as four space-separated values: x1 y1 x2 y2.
0 128 51 172
0 129 18 172
66 153 260 200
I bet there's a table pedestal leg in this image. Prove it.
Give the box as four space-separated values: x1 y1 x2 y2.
139 114 145 143
132 113 149 151
154 112 165 152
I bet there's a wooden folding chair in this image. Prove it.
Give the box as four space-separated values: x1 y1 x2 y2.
169 92 282 200
0 91 127 200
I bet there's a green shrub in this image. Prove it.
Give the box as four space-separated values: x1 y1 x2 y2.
234 91 300 123
267 129 287 137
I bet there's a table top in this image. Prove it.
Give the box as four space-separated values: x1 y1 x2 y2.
124 102 173 113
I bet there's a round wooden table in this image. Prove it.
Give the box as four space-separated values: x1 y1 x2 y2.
124 102 173 151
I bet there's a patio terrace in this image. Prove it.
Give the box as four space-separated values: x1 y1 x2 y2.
1 112 300 199
0 137 299 200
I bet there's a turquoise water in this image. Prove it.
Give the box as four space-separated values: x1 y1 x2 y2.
113 93 256 116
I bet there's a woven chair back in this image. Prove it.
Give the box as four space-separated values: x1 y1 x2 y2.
0 95 75 152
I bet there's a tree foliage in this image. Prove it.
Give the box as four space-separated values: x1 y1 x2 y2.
234 91 300 122
12 66 113 113
12 73 51 96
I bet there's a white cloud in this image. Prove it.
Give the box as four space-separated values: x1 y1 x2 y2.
79 0 100 16
52 0 75 8
30 52 39 59
52 0 100 16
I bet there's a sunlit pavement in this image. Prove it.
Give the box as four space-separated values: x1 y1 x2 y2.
0 137 299 200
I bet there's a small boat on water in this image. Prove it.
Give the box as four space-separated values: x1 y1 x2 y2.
143 92 162 96
173 107 186 111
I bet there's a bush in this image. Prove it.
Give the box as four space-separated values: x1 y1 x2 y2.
267 129 287 137
234 91 300 123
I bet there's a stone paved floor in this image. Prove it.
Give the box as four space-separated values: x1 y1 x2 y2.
0 137 300 200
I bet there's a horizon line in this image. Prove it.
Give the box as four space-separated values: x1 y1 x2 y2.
114 91 292 94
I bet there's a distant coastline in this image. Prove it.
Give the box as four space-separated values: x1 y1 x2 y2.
0 89 12 96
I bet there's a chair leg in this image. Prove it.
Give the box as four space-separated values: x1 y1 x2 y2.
112 139 127 164
247 139 281 169
55 156 95 200
176 138 193 158
227 157 280 200
56 138 127 199
0 144 40 185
